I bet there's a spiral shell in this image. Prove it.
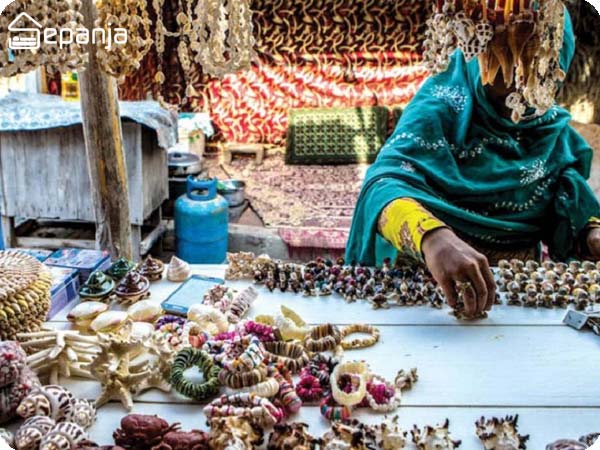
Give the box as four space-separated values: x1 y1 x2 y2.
69 399 96 431
40 422 87 450
167 257 191 283
17 385 74 423
14 415 56 450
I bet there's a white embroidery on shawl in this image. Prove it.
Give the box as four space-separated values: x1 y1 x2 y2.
400 161 416 173
431 85 469 113
383 131 457 153
520 159 547 186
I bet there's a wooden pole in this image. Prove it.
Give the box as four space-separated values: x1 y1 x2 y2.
78 0 133 259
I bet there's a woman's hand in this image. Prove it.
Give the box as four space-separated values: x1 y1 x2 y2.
422 228 496 317
585 228 600 260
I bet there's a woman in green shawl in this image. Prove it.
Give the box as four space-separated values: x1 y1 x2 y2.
346 2 600 317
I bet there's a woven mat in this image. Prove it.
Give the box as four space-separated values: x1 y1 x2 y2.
211 154 367 249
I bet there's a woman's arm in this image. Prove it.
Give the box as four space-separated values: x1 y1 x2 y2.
377 198 496 316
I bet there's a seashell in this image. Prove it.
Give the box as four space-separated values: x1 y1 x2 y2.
546 440 586 450
130 322 155 341
0 428 13 446
67 302 110 329
70 399 96 430
137 256 164 282
115 272 151 306
475 415 529 450
40 422 88 450
90 311 129 334
17 385 74 423
79 272 115 302
14 416 56 450
167 256 191 283
579 433 599 447
411 419 461 450
127 301 162 323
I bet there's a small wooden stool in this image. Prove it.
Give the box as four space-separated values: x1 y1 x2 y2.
223 143 265 165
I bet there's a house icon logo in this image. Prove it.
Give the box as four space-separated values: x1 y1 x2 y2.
8 12 42 50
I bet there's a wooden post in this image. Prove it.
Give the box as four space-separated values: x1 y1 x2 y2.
78 0 133 259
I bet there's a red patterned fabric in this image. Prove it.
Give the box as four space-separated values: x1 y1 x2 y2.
119 1 433 145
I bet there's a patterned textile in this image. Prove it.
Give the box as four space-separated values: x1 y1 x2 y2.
379 198 446 263
0 92 177 149
211 154 367 248
118 0 432 145
286 107 389 164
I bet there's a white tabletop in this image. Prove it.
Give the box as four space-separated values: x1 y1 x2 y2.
44 265 600 448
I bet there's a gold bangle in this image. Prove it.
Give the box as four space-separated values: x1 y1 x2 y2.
340 324 380 350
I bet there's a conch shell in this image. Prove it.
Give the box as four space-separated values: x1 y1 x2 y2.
476 415 529 450
14 416 56 450
39 422 88 450
167 257 191 283
17 385 74 423
412 419 461 450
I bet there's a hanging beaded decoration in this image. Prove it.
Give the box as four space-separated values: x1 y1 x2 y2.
423 0 566 123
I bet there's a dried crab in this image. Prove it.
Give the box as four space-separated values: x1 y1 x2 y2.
113 414 180 450
151 430 209 450
475 415 529 450
411 419 461 450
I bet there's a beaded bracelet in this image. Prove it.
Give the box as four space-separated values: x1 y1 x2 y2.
320 394 353 421
232 376 280 398
181 322 211 349
304 324 342 353
225 287 258 324
364 374 402 412
154 315 187 349
203 393 284 427
296 374 324 402
216 336 265 373
242 320 282 342
263 341 309 374
339 324 380 350
218 365 268 389
330 361 368 406
170 347 221 401
272 368 302 414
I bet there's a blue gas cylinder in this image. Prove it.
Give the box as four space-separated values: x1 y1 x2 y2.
175 177 229 264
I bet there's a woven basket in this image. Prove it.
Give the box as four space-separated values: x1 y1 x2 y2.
0 251 52 340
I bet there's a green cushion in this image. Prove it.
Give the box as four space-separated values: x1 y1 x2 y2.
285 107 389 165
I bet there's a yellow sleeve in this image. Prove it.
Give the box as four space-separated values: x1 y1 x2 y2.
588 217 600 229
378 198 447 256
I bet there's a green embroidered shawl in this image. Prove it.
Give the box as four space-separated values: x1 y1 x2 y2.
346 11 600 265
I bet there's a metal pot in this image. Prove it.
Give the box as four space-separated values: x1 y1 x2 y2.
218 179 246 207
168 151 203 177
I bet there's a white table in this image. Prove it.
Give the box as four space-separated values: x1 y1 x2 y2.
46 265 600 448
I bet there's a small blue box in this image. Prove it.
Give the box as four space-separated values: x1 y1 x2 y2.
45 248 111 284
48 267 81 319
